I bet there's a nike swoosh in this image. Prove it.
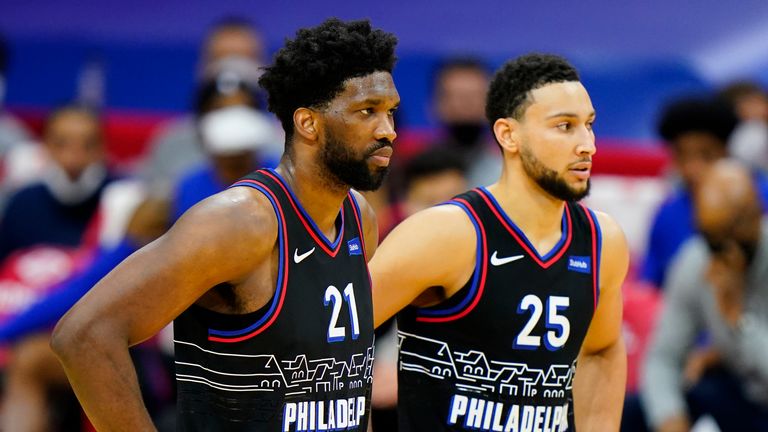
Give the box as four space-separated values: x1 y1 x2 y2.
490 251 525 266
293 247 316 264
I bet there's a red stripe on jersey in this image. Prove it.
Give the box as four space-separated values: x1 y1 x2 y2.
417 197 488 323
580 204 599 311
262 170 344 257
208 179 289 343
476 189 573 269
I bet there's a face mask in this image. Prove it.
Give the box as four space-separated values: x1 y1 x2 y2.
42 162 107 205
447 122 486 149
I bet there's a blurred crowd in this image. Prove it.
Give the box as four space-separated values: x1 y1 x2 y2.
1 17 768 432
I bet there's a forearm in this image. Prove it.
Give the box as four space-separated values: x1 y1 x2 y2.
572 337 626 431
52 327 156 431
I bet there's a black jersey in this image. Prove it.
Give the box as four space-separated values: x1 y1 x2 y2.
397 187 601 432
174 169 375 431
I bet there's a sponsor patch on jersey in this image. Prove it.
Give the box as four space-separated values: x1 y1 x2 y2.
347 237 362 256
567 256 591 274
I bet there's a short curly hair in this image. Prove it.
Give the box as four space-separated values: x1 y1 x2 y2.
657 96 738 146
485 53 579 126
259 18 397 143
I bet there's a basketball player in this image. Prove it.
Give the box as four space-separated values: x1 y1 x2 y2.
51 18 400 431
370 54 628 431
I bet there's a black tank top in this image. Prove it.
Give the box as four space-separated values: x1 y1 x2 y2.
397 187 601 432
174 169 374 431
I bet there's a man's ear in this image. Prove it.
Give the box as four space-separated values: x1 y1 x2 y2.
493 117 521 155
293 107 320 141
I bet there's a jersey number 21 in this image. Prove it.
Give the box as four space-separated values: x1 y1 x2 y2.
324 283 360 343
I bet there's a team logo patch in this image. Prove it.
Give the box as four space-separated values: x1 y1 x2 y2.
347 237 362 256
567 256 591 274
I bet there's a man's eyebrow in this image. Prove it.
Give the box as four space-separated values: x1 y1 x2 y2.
545 111 596 119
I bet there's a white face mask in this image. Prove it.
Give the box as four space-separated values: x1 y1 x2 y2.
42 162 107 205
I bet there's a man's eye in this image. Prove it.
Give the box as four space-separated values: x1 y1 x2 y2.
360 108 373 115
557 123 570 131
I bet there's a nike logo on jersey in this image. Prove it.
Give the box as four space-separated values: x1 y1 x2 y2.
294 247 315 264
490 251 525 266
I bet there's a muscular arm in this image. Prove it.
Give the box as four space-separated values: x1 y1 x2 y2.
370 204 475 328
572 211 629 431
50 188 277 431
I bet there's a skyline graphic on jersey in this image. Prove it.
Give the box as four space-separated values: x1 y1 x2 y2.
398 331 575 399
175 340 374 396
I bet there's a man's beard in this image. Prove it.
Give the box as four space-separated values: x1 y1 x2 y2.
520 144 590 202
321 132 391 191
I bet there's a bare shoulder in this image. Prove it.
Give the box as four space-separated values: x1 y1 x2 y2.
373 203 476 290
370 202 479 322
349 190 377 236
389 203 475 245
349 189 378 259
349 190 376 222
590 210 629 289
592 211 629 261
167 186 279 266
592 210 625 244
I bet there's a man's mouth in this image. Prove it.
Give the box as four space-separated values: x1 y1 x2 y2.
368 146 393 167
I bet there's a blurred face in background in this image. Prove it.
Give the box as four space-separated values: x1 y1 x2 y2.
435 67 489 148
402 169 467 217
204 26 264 65
670 132 727 191
44 109 103 181
435 67 488 124
733 92 768 122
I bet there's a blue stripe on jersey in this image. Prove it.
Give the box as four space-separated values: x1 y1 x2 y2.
348 192 365 252
417 200 484 317
266 168 344 251
587 208 603 303
206 181 285 337
478 187 568 262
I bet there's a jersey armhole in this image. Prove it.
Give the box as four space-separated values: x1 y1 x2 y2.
415 199 488 323
202 180 290 343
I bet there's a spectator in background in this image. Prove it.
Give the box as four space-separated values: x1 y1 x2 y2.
378 147 468 237
141 17 268 198
0 105 114 263
0 197 172 432
719 81 768 172
371 146 468 432
429 57 500 187
641 160 768 432
172 104 280 221
0 33 37 211
640 96 768 288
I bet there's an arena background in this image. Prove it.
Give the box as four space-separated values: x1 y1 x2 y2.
2 3 768 428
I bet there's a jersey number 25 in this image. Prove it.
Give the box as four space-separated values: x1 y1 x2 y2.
513 294 570 351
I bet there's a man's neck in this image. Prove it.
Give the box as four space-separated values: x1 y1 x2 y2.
275 154 349 240
487 166 566 256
